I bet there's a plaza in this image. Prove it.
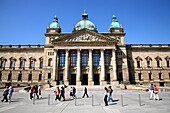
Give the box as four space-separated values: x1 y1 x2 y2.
0 87 170 113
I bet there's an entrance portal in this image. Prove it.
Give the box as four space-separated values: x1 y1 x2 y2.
82 74 88 85
70 74 76 85
94 74 100 85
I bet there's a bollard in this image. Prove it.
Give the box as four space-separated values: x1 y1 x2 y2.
139 94 141 106
48 94 50 105
33 94 35 104
121 94 123 107
92 95 93 106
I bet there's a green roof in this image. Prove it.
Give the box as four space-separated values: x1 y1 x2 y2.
111 15 120 28
50 15 59 28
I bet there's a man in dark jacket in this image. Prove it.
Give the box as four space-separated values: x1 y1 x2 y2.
82 87 89 98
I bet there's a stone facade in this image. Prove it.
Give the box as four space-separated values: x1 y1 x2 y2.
0 13 169 87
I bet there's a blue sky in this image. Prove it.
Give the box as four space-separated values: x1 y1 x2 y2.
0 0 170 45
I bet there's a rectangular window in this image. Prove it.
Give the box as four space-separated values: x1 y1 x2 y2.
30 61 33 68
40 61 43 68
104 53 111 66
0 61 4 68
159 73 162 80
138 73 142 81
0 71 2 81
147 61 150 68
167 60 169 67
93 53 99 66
149 73 152 80
59 53 65 66
169 73 170 79
127 61 131 68
48 73 51 79
8 73 12 81
82 53 88 66
39 74 42 81
71 53 77 66
10 61 14 68
20 61 24 68
28 74 32 81
60 74 63 81
157 61 160 67
18 74 22 81
137 61 140 68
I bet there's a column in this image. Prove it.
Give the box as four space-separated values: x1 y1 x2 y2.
112 49 117 81
53 49 58 81
88 49 94 85
64 49 69 85
101 49 105 81
76 49 81 85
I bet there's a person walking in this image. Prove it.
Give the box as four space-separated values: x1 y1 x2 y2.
54 86 60 101
29 86 34 100
104 87 108 106
149 84 154 100
73 87 76 99
69 87 73 99
1 86 9 102
60 86 65 101
82 87 89 98
8 86 14 101
33 85 39 99
153 85 159 100
38 85 42 99
108 86 114 102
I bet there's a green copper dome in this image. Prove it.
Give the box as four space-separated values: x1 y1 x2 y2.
74 10 96 31
111 15 120 28
50 15 59 28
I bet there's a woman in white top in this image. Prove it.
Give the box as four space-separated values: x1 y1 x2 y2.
104 87 108 106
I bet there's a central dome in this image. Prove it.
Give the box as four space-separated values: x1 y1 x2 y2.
73 10 97 32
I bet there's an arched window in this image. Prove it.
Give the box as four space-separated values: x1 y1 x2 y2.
48 58 52 66
39 57 43 68
29 57 36 68
155 56 162 68
165 56 170 67
0 57 7 68
19 57 26 68
135 56 142 68
145 56 152 68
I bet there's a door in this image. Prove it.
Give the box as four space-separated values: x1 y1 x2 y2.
94 74 100 85
82 74 88 85
70 74 76 85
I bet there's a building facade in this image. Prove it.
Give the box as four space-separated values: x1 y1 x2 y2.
0 11 170 87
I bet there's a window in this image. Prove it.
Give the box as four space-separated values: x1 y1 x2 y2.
104 53 111 66
147 61 150 68
20 61 24 68
0 71 2 81
82 53 88 66
59 53 65 66
127 61 131 68
8 73 12 81
18 73 22 81
48 58 52 66
39 74 42 81
93 53 99 66
138 73 142 81
149 73 152 80
137 61 140 68
167 60 169 67
48 73 51 79
71 53 77 66
169 73 170 79
28 74 32 81
157 61 160 67
30 61 34 68
0 61 4 68
159 73 162 80
40 61 43 68
60 74 63 81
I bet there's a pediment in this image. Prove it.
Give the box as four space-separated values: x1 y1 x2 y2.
53 29 117 43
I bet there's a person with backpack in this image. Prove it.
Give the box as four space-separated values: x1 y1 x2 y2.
1 86 9 102
108 86 114 102
149 84 154 100
33 85 39 99
60 86 65 101
29 86 34 100
153 85 159 100
54 86 60 101
8 85 14 101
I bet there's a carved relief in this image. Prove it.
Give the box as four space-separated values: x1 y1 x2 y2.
65 33 106 42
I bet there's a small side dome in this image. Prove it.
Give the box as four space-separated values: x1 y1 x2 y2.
111 15 120 28
50 15 60 28
74 10 97 32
